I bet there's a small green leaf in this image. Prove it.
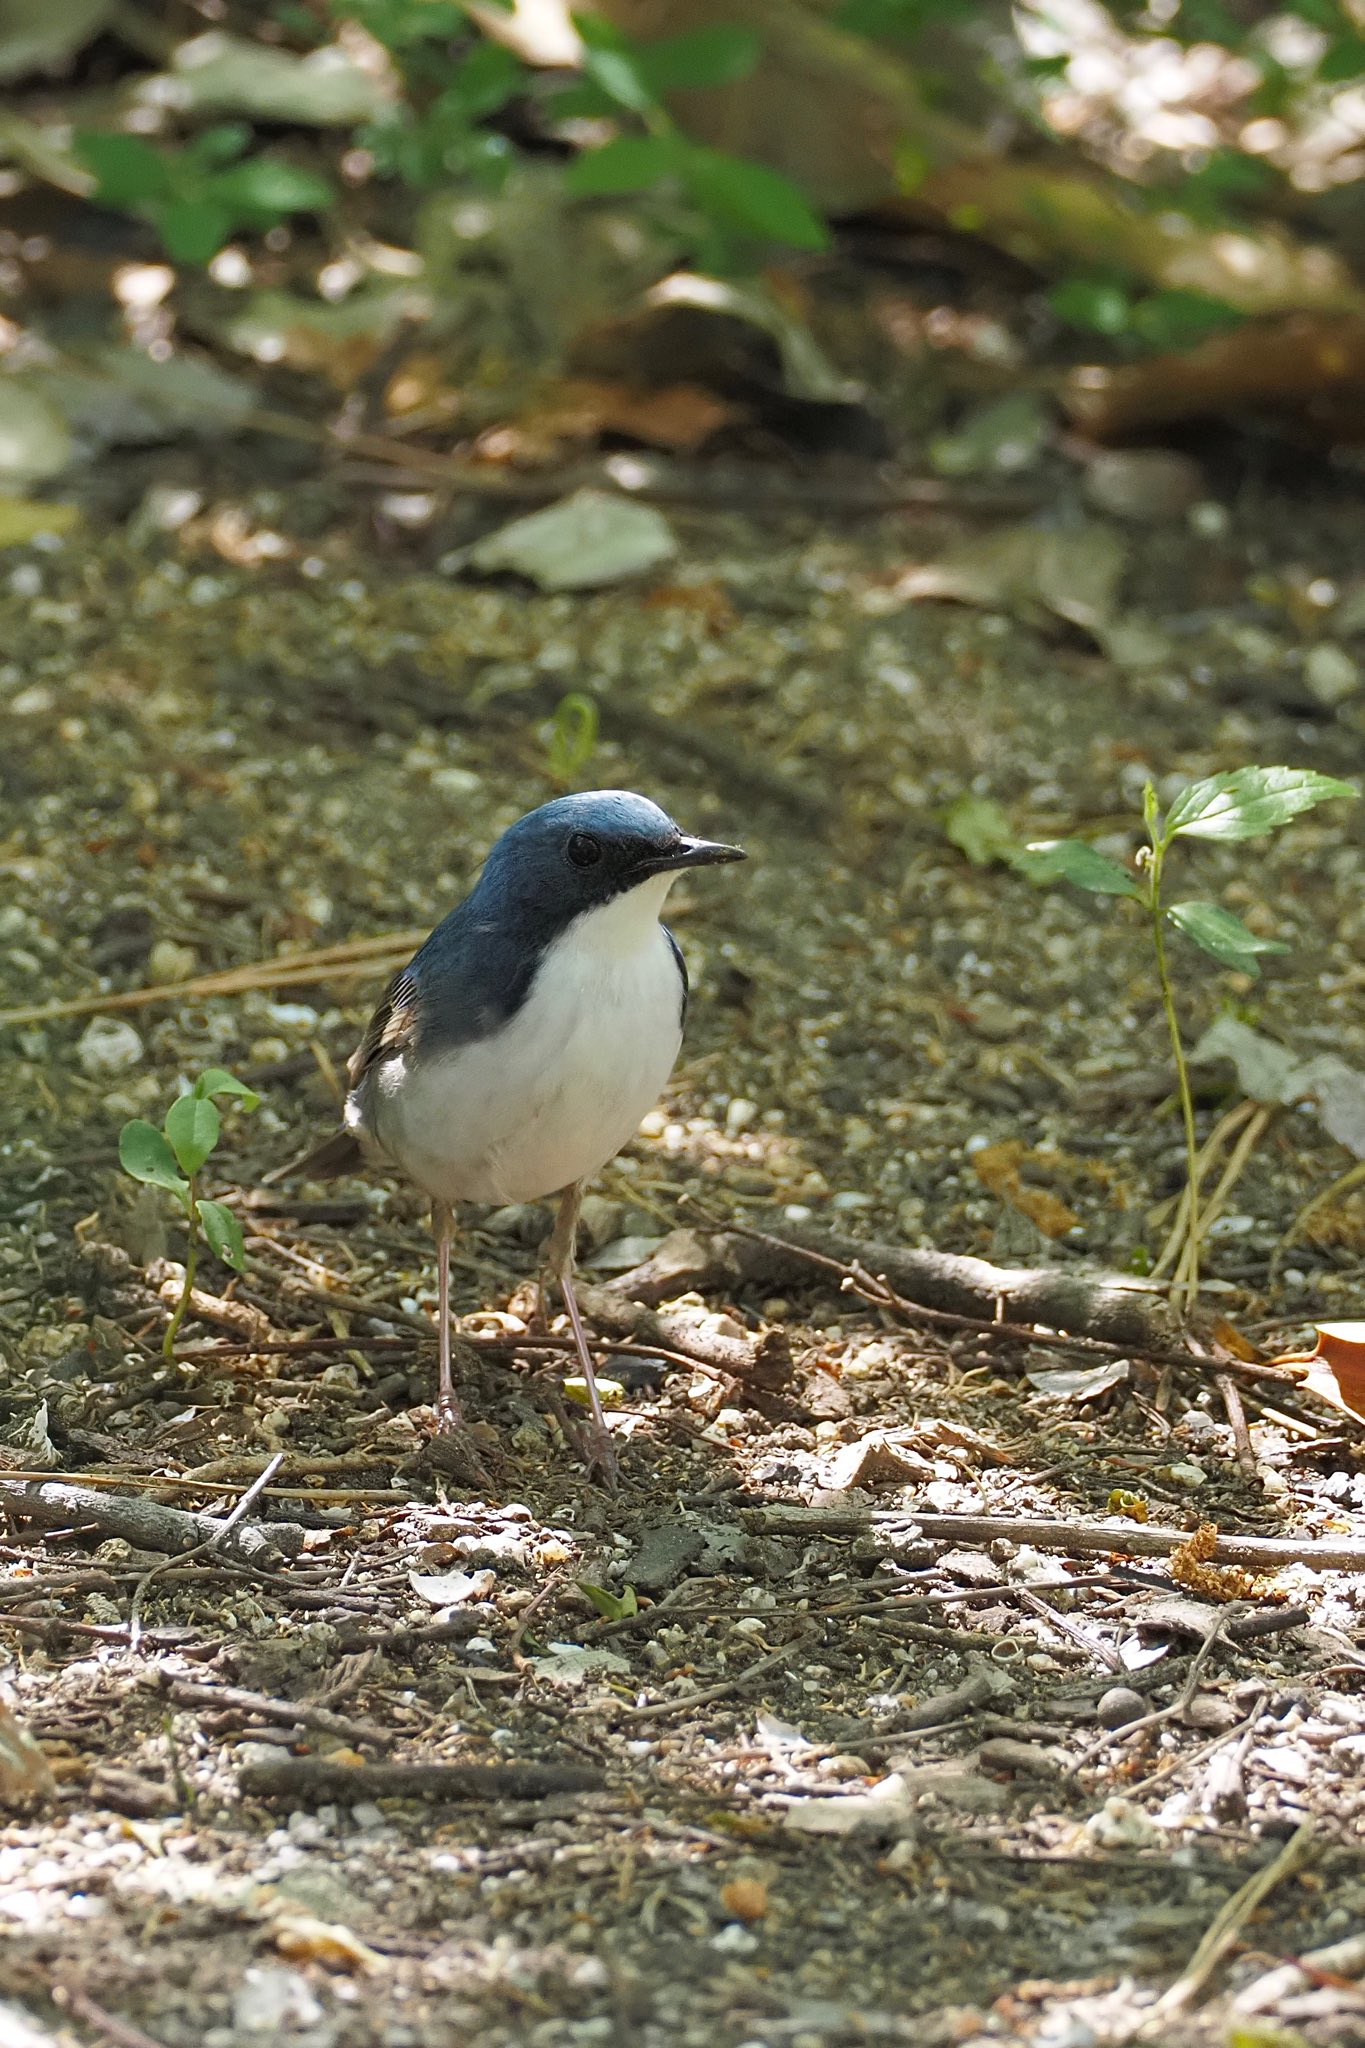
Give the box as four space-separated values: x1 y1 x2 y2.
547 692 599 785
577 1579 638 1620
75 132 174 206
680 147 829 249
1015 839 1143 897
1049 277 1131 336
942 793 1021 868
1166 900 1289 976
1319 31 1365 80
165 1094 221 1175
564 133 681 197
1142 779 1162 840
636 25 762 93
187 122 253 169
119 1121 189 1199
193 1068 261 1110
1166 766 1357 842
572 13 659 115
197 1198 246 1273
155 196 233 265
211 157 334 220
447 40 524 117
1130 289 1244 351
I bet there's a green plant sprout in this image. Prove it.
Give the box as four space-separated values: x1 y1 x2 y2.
118 1069 261 1360
545 691 600 787
1016 766 1356 1315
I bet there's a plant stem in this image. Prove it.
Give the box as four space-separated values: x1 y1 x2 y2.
1147 842 1202 1317
162 1181 200 1363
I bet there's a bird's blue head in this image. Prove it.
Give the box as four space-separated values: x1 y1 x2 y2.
477 791 745 923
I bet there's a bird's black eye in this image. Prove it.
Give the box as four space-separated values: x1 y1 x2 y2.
567 832 603 868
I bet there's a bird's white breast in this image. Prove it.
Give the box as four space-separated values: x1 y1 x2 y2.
366 874 685 1206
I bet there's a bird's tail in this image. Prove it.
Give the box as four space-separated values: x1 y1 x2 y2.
260 1128 365 1187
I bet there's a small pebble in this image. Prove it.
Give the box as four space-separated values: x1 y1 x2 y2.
77 1017 144 1076
146 939 197 983
1083 448 1202 522
1096 1686 1147 1729
1305 642 1359 707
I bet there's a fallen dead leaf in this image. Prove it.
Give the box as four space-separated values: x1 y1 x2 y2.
821 1431 936 1492
1273 1322 1365 1422
1170 1523 1267 1603
0 1701 56 1804
270 1908 385 1974
971 1139 1081 1238
892 522 1126 644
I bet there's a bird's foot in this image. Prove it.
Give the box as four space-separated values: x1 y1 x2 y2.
434 1390 465 1436
419 1418 493 1490
577 1417 620 1491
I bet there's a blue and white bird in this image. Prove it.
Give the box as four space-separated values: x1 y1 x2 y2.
277 791 744 1471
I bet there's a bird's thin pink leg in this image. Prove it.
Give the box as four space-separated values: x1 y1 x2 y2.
433 1200 463 1433
548 1184 618 1484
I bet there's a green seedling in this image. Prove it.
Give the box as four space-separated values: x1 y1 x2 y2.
577 1580 639 1621
1015 766 1356 1314
545 691 600 787
119 1068 261 1361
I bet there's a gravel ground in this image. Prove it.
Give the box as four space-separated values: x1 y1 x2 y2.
2 456 1365 2048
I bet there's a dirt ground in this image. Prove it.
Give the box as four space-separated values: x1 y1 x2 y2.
3 445 1365 2048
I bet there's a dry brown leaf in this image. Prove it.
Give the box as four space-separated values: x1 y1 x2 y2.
474 378 742 467
1170 1523 1265 1602
971 1139 1080 1239
1210 1317 1265 1364
270 1909 384 1974
1273 1321 1365 1422
1066 314 1365 445
0 1700 57 1804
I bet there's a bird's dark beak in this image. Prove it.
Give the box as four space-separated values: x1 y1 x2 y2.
648 834 746 875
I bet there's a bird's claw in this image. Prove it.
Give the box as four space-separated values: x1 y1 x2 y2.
579 1419 620 1491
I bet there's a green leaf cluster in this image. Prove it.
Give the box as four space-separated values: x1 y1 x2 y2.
560 15 827 256
119 1068 260 1275
1050 278 1245 350
77 128 333 265
1016 765 1355 979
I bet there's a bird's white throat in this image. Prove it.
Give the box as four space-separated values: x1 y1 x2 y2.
566 869 677 959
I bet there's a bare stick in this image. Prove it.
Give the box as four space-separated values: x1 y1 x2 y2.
128 1454 286 1650
1217 1372 1259 1481
741 1504 1365 1572
611 1639 808 1723
0 1476 303 1569
163 1677 393 1750
50 1984 169 2048
239 1758 601 1801
1151 1821 1315 2018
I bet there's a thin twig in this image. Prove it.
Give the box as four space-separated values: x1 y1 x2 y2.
1151 1821 1315 2017
1125 1699 1264 1800
0 931 425 1028
128 1453 284 1650
1072 1605 1249 1772
50 1984 169 2048
1216 1373 1259 1481
610 1638 810 1723
163 1677 393 1750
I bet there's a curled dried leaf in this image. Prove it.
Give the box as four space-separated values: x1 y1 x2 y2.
1170 1523 1265 1602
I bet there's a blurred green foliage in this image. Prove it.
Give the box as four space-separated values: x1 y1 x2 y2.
34 0 1365 345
